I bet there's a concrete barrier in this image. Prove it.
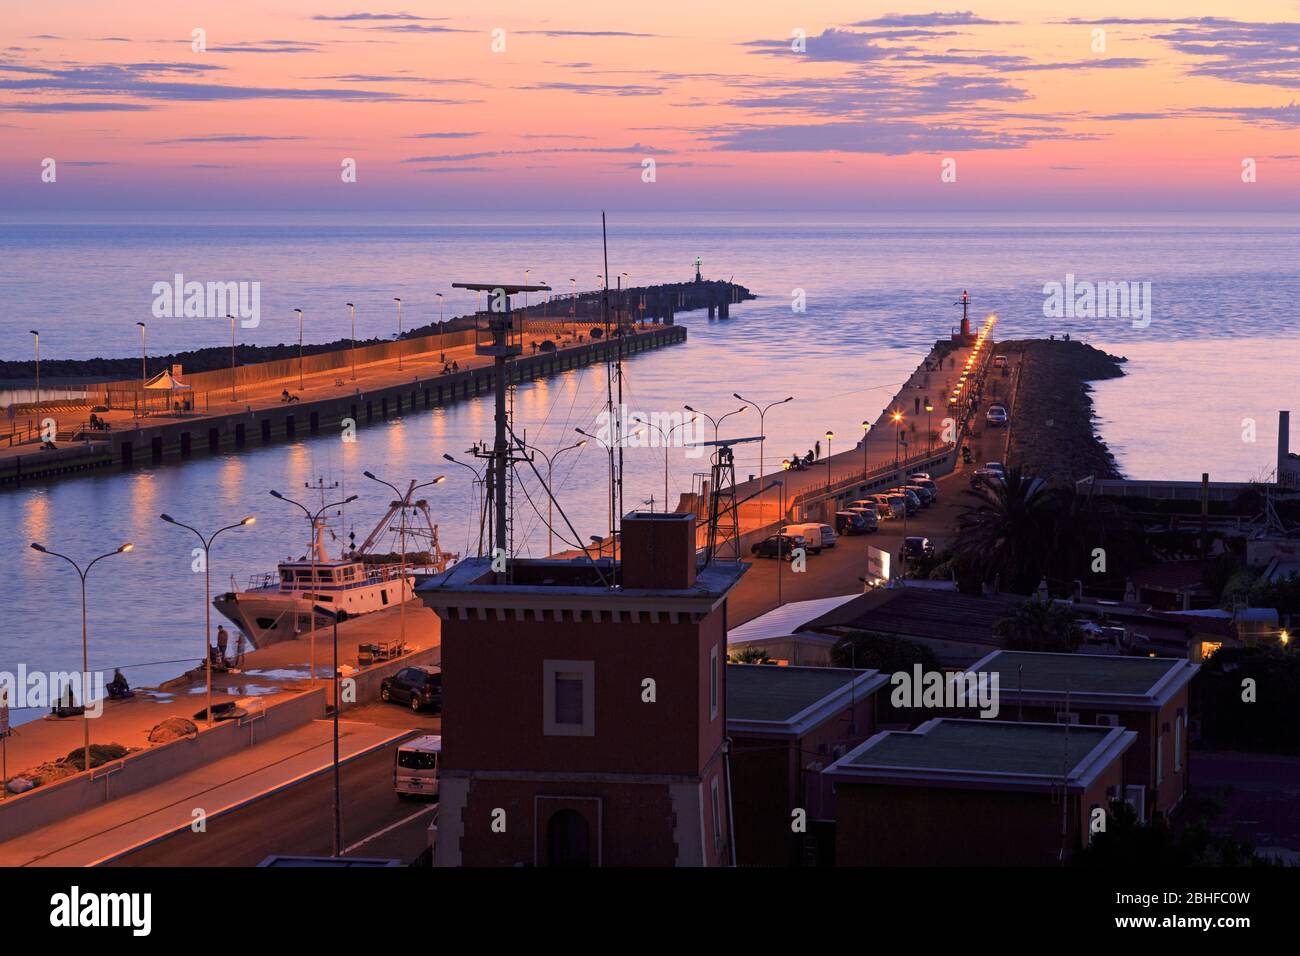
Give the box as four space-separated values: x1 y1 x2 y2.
0 686 326 843
341 645 440 712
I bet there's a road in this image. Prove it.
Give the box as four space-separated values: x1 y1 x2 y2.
727 346 1022 626
109 704 441 867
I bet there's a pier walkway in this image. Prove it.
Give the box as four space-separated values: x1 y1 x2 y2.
1 321 685 486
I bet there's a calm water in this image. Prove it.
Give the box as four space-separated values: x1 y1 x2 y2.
1 212 1296 717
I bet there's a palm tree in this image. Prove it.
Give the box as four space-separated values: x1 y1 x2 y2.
993 597 1084 652
953 466 1061 593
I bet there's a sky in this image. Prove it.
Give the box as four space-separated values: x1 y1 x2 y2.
2 2 1299 211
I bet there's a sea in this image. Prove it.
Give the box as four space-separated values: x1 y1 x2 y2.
1 211 1297 721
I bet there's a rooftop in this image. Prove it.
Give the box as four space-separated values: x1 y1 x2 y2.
970 650 1199 706
727 664 885 731
828 718 1136 791
727 593 861 646
804 587 1025 646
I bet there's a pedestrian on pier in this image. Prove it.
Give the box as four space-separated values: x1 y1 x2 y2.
814 441 821 460
217 624 230 666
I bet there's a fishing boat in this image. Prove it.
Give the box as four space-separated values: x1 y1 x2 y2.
214 494 458 648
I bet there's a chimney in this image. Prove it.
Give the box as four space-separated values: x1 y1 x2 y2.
1280 410 1291 467
619 512 696 590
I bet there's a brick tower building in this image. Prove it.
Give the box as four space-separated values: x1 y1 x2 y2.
418 511 745 866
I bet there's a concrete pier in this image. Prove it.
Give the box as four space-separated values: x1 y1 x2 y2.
1 323 687 487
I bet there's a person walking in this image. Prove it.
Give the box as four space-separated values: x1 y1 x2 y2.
814 440 821 460
216 624 230 667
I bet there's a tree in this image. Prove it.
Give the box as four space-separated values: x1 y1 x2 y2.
953 467 1061 594
831 631 940 673
1075 798 1280 867
993 597 1084 652
729 646 773 664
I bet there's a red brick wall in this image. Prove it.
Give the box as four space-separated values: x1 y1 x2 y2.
441 606 726 778
834 771 1122 867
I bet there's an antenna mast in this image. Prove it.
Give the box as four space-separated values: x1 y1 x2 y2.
452 279 549 581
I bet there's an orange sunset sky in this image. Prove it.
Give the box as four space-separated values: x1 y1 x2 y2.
2 2 1299 210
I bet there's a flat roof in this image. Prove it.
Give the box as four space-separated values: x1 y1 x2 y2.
804 587 1024 646
727 593 861 645
827 718 1136 792
727 664 887 736
969 650 1198 708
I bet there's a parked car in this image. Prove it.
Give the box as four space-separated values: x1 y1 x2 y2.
970 462 1006 489
908 477 939 500
381 666 443 712
394 734 441 799
993 354 1008 369
877 494 908 519
835 510 872 535
751 533 805 560
844 507 880 532
888 488 922 515
901 483 935 506
780 523 830 554
901 536 935 563
986 404 1009 427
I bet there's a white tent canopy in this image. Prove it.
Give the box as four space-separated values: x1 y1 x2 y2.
143 365 192 390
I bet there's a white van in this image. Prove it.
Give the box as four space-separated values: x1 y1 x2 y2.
779 523 827 554
394 734 441 799
816 523 838 548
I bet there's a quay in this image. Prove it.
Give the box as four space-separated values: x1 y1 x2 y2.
0 320 686 487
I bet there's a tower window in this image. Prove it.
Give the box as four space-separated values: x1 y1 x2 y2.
543 660 595 736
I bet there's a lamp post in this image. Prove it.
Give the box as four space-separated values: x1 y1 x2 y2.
227 315 237 402
294 309 305 390
861 420 871 475
346 303 357 381
825 430 834 486
432 292 445 363
733 393 793 486
575 425 644 534
270 488 357 686
443 452 487 557
363 471 445 649
159 513 255 727
30 541 133 771
683 404 748 446
891 410 904 466
773 475 787 607
630 414 696 514
30 330 39 406
925 403 934 453
394 298 403 371
136 322 147 384
515 440 586 556
569 278 576 333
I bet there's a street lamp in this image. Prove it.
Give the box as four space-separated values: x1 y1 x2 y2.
294 309 305 390
733 393 793 486
630 414 696 514
159 513 254 727
684 404 748 446
861 420 871 475
136 322 147 383
30 541 133 771
569 278 577 332
515 440 586 556
30 330 39 406
825 430 834 485
346 303 357 381
226 315 238 402
925 403 934 452
363 471 445 649
575 425 644 532
270 488 357 686
393 298 403 371
433 293 446 364
890 410 904 466
443 452 487 557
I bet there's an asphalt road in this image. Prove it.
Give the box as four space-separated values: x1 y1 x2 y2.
727 351 1021 626
108 715 438 867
